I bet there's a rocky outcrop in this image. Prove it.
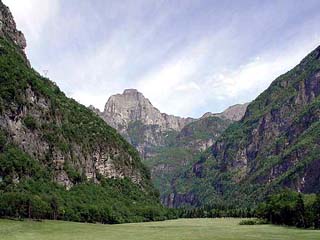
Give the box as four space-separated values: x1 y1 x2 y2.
95 89 195 158
1 78 144 190
201 103 249 121
161 192 198 208
95 89 248 159
0 1 28 64
102 89 194 132
0 2 26 50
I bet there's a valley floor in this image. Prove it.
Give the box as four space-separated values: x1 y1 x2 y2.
1 218 320 240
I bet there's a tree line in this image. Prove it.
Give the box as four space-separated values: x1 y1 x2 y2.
256 190 320 229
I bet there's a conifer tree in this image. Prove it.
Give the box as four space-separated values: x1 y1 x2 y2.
313 194 320 229
295 194 305 228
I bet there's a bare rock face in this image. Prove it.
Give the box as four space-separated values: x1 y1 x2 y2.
201 103 249 121
0 1 28 64
0 87 143 188
102 89 194 132
96 89 248 160
97 89 195 158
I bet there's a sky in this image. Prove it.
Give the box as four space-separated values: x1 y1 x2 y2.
3 0 320 118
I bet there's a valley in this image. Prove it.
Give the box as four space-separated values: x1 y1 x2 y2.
92 89 248 207
1 0 320 238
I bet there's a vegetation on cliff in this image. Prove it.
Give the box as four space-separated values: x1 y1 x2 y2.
0 31 173 222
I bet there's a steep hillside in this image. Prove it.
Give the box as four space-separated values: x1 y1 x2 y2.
148 116 232 207
0 1 171 223
178 44 320 208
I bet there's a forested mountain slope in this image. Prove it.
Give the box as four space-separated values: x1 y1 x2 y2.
0 1 170 223
179 44 320 208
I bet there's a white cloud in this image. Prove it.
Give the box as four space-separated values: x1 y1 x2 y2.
210 43 319 100
136 39 211 116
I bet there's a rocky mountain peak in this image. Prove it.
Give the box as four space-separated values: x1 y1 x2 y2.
0 1 29 66
123 88 140 95
102 89 194 132
0 1 26 51
201 103 249 121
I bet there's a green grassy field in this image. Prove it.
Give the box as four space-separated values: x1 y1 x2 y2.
0 218 320 240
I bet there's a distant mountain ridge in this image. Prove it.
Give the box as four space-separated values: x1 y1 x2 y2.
201 103 249 121
92 89 248 158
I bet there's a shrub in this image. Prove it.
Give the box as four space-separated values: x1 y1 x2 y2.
23 115 38 131
239 219 256 225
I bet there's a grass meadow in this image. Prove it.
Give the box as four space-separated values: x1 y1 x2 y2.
1 218 320 240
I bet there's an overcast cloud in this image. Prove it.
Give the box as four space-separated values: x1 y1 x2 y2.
3 0 320 117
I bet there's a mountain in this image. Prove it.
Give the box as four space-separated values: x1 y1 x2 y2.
94 89 248 207
93 89 195 158
150 115 233 207
0 1 171 223
201 103 249 121
175 44 320 208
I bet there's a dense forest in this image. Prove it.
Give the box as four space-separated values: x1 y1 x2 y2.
256 190 320 229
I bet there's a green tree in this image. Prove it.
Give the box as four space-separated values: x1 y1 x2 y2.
295 194 305 228
50 196 59 220
313 194 320 229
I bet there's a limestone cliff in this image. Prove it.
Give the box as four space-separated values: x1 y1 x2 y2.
201 103 249 121
0 1 28 64
96 89 194 158
102 89 194 131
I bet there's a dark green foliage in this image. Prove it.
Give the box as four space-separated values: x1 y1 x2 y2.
313 194 320 228
63 161 86 184
0 130 6 151
0 180 177 223
239 219 267 225
295 194 306 228
179 204 254 219
256 190 320 229
23 115 38 130
177 116 232 144
0 145 44 181
0 143 177 223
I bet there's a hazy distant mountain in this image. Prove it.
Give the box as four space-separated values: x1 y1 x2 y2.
201 103 249 121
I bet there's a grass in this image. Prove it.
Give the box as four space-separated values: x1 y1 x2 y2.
1 218 320 240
